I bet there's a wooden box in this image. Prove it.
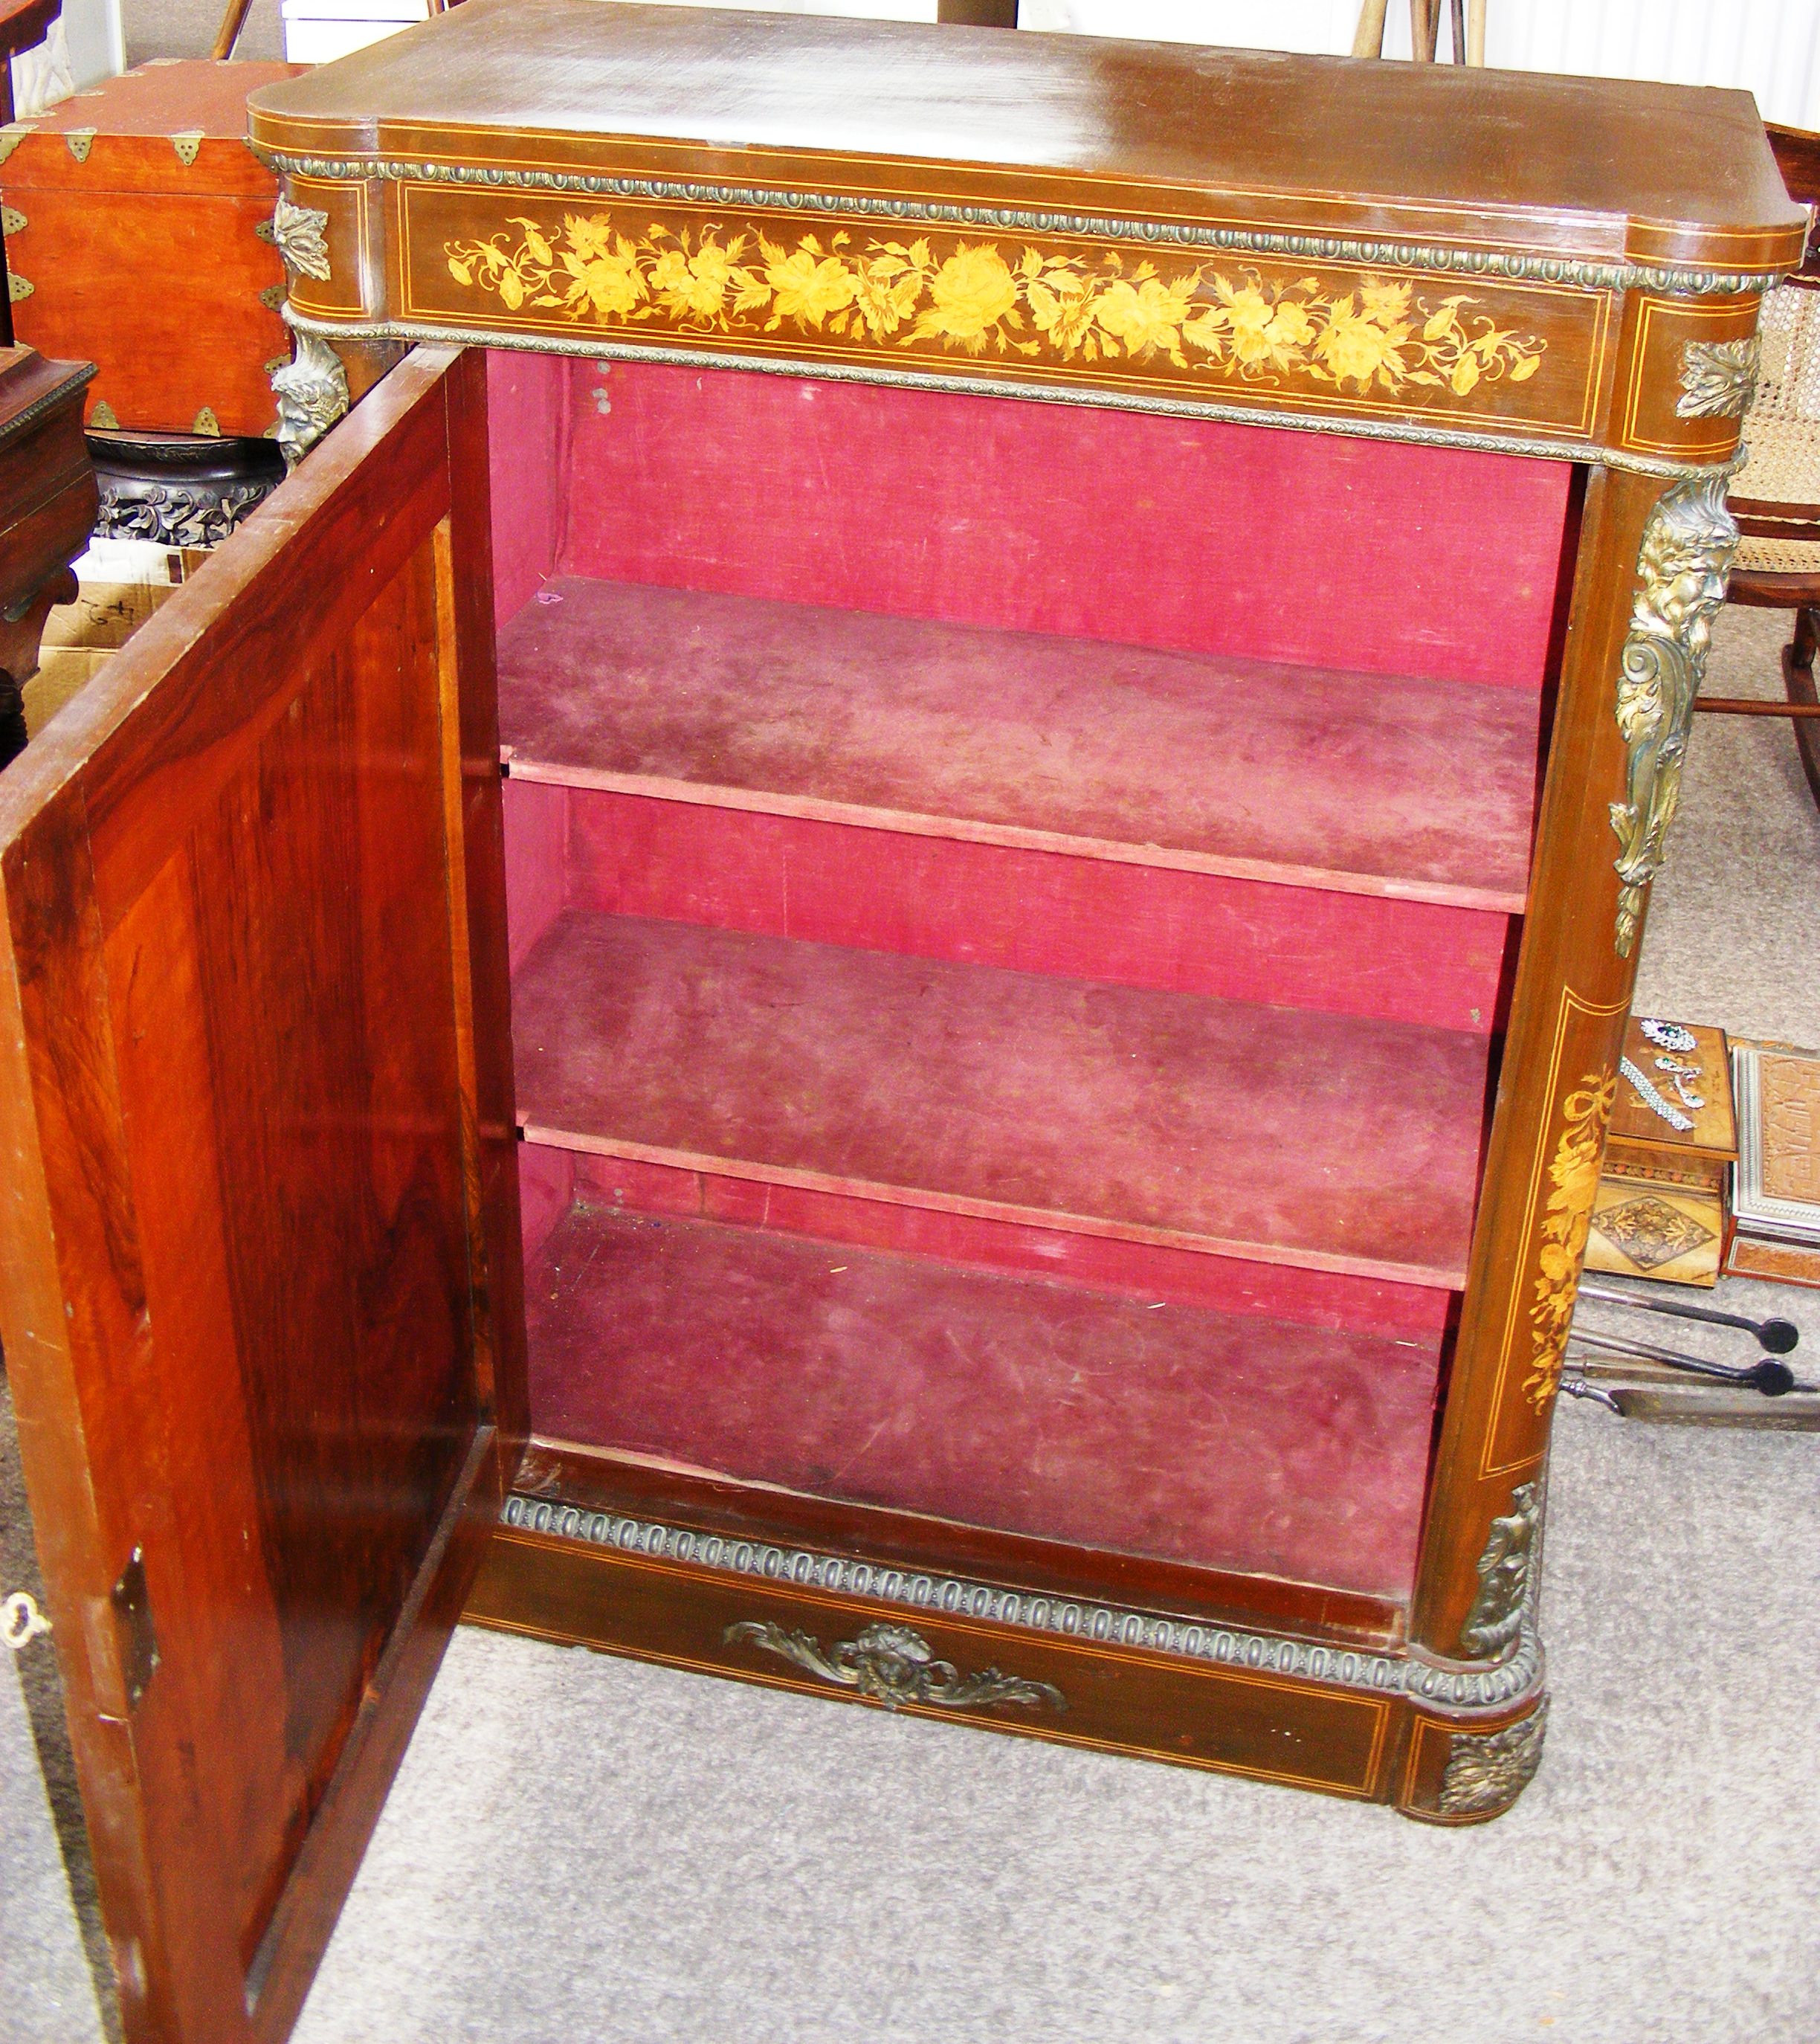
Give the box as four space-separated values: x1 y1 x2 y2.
0 9 1800 2037
1584 1016 1736 1286
0 59 301 436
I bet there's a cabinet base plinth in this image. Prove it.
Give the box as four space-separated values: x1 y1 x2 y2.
464 1503 1547 1819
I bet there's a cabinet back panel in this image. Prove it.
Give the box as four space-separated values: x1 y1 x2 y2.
487 349 568 629
520 780 1515 1034
523 1143 1455 1338
488 351 1574 689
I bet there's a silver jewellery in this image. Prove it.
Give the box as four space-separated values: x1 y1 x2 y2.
1640 1018 1698 1052
1653 1054 1706 1111
1620 1055 1695 1132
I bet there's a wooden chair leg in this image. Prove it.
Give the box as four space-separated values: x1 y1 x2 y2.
1784 606 1820 811
1352 0 1391 57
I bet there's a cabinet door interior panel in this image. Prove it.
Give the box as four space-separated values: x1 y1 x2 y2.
0 349 522 2044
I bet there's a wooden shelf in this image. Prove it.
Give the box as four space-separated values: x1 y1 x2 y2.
525 1203 1442 1602
513 912 1491 1289
498 577 1543 912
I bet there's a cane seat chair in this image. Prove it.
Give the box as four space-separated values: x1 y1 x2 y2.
1711 124 1820 809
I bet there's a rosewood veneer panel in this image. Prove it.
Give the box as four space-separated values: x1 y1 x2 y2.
555 361 1572 689
499 577 1543 909
512 912 1489 1288
525 1204 1440 1599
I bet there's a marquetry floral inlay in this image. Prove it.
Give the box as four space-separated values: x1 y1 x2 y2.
441 215 1549 397
1522 1070 1619 1412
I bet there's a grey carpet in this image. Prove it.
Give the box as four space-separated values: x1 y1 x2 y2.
0 1648 106 2042
4 604 1816 2041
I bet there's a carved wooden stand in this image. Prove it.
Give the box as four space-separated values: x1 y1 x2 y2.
0 345 97 764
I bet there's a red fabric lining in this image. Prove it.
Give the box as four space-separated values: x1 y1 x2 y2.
485 349 568 630
547 355 1570 687
549 783 1514 1034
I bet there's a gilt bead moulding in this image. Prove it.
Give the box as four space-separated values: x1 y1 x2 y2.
251 157 1801 477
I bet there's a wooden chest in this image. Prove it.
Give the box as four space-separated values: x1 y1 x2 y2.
0 59 301 436
1585 1016 1737 1286
0 8 1800 2037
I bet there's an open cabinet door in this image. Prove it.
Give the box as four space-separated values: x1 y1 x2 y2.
0 346 526 2043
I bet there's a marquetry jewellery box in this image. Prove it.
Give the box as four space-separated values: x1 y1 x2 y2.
0 9 1801 2037
1584 1016 1737 1286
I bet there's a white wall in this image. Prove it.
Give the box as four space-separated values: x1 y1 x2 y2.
1022 0 1820 131
61 0 124 86
66 0 1820 136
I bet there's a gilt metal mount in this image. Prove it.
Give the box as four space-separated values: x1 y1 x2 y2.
1610 475 1737 955
726 1618 1065 1715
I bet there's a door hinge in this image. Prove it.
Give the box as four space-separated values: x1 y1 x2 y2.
111 1547 158 1708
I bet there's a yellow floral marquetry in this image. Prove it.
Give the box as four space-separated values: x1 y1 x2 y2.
1522 1070 1619 1412
440 213 1549 399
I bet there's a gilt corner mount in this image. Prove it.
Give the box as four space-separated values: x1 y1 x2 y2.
271 329 349 465
273 194 332 283
1610 474 1739 955
1438 1698 1550 1818
1676 335 1761 419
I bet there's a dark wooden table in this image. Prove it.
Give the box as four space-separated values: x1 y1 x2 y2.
0 346 97 764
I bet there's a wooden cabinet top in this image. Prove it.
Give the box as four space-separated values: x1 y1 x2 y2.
248 0 1802 280
248 4 1802 466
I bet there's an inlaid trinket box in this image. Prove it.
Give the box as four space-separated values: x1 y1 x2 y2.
1585 1016 1736 1286
0 9 1803 2037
